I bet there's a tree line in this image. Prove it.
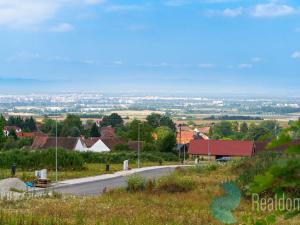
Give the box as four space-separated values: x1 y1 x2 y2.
209 120 280 141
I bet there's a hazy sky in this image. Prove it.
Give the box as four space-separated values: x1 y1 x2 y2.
0 0 299 95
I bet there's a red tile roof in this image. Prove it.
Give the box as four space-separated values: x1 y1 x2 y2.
17 131 47 138
189 139 254 157
176 130 194 144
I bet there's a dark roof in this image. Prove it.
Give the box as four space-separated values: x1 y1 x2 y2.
17 131 47 138
83 137 101 148
31 137 80 150
189 139 254 157
100 126 116 139
100 137 126 150
3 126 21 131
255 140 300 153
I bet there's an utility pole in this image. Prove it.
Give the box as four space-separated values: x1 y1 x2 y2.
55 117 58 183
179 124 182 163
137 123 140 168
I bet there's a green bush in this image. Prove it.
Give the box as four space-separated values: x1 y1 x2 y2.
81 151 177 164
126 175 146 192
0 148 84 170
155 174 196 193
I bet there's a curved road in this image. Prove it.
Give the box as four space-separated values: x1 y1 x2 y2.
53 166 178 196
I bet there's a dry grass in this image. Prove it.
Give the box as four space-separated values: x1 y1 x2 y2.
0 163 299 225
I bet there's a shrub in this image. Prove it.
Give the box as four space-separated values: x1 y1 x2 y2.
206 164 218 172
126 175 146 192
155 174 196 193
0 148 84 170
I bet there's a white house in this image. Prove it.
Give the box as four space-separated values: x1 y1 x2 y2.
83 138 111 153
3 126 22 137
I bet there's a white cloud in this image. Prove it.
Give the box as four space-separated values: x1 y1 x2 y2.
291 51 300 59
207 1 298 18
113 60 123 65
165 0 240 7
238 64 253 69
6 51 41 62
84 0 106 5
49 23 74 32
250 2 297 17
0 0 106 29
105 4 146 12
251 57 263 62
0 0 59 28
222 7 243 17
198 63 216 69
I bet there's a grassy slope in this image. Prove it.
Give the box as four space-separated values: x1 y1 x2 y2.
0 163 299 225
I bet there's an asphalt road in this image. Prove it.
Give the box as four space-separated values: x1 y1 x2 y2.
54 167 176 196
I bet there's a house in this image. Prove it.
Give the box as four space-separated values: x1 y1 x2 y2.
176 128 209 145
100 137 127 150
197 127 211 135
31 136 85 151
83 137 110 152
189 139 254 160
3 126 22 136
176 130 194 144
100 126 116 139
17 131 47 139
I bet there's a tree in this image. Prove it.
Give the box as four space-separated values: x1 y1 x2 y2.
246 126 271 141
211 121 233 139
126 119 154 143
157 132 176 152
240 122 248 134
8 129 18 140
101 113 124 128
0 115 5 149
146 113 162 128
60 115 83 137
146 113 176 131
155 126 173 142
24 117 37 131
232 121 239 132
69 127 81 137
41 117 63 137
90 123 100 137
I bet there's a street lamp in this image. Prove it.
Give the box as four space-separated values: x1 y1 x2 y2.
137 123 141 168
55 117 58 182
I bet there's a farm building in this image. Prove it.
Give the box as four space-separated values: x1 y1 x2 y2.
188 139 255 160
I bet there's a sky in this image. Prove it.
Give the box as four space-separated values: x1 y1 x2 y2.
0 0 299 96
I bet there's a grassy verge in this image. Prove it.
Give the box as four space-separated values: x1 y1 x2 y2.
0 161 178 182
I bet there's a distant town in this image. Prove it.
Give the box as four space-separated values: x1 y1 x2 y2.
1 93 300 123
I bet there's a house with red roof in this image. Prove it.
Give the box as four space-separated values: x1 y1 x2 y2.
189 139 254 160
3 126 22 136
